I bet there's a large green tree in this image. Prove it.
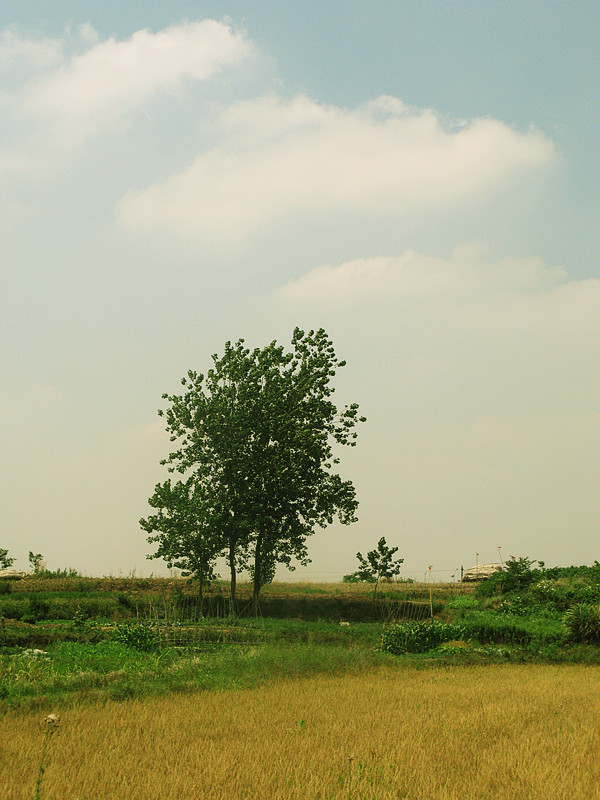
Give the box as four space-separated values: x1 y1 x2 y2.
143 328 365 612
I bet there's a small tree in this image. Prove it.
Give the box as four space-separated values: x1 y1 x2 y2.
140 478 223 605
355 537 404 598
0 548 15 570
28 552 45 574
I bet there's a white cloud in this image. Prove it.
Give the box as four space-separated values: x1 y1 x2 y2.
0 27 64 71
21 20 252 144
276 245 567 303
118 94 554 244
271 247 600 570
275 247 600 418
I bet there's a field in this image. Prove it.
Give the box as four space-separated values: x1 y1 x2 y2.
2 569 600 798
3 664 600 799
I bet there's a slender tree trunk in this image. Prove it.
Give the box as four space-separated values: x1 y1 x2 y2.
228 542 237 616
373 577 379 602
197 568 204 608
252 533 262 616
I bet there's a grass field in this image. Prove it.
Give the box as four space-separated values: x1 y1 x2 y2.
3 574 600 797
3 663 600 800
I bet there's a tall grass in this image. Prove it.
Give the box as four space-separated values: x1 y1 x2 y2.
3 665 600 799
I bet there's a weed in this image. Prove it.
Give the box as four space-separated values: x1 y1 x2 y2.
33 713 59 800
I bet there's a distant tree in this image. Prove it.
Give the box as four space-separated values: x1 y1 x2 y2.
0 548 15 570
146 328 365 613
28 551 45 574
355 537 404 598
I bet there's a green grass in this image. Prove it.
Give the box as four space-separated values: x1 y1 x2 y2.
0 620 390 710
3 572 600 713
460 609 566 645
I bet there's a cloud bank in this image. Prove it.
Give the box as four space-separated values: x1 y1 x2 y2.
1 20 253 153
118 94 554 243
276 247 600 419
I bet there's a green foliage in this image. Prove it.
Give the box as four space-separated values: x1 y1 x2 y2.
140 477 221 602
117 592 136 610
354 537 404 598
0 548 15 570
114 622 159 651
342 571 376 584
24 597 51 623
461 611 565 646
355 537 404 582
447 595 478 609
0 581 11 595
476 556 542 597
144 328 365 610
565 603 600 644
497 596 529 615
381 621 465 654
28 552 45 574
39 567 82 579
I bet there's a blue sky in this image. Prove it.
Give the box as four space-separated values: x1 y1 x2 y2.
1 2 598 579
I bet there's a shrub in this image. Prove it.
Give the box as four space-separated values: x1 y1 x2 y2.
27 597 51 622
342 572 376 584
41 567 83 579
476 557 542 598
114 622 158 651
0 581 11 595
497 596 529 616
565 604 600 644
117 592 135 611
381 621 465 654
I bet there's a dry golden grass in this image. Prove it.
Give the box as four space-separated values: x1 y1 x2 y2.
3 664 600 799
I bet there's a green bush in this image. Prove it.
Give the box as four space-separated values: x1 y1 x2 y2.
0 598 25 620
565 604 600 644
117 592 136 611
497 596 529 616
342 572 376 583
381 620 465 654
114 622 158 651
0 581 11 595
476 557 542 598
26 597 50 622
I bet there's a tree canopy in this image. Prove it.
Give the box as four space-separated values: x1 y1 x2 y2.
141 328 365 611
0 548 15 571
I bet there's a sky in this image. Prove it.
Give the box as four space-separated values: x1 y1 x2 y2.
1 2 599 581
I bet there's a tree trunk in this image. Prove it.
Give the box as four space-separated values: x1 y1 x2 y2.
252 533 262 616
197 569 204 609
373 576 380 602
228 542 237 616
